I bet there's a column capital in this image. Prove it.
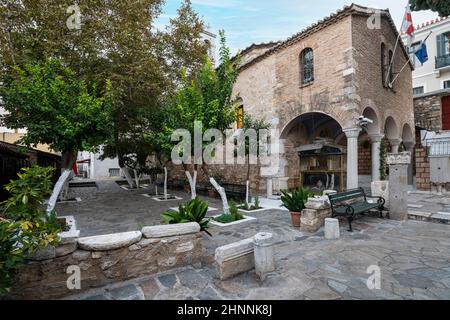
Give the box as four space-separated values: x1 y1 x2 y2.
389 138 402 147
369 133 384 143
343 127 362 139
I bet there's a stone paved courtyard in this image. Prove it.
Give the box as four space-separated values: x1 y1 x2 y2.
59 180 450 300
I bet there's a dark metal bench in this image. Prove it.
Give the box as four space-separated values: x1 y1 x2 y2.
327 187 386 232
222 183 246 201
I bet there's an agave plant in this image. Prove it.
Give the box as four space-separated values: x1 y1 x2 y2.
280 188 313 212
161 197 211 235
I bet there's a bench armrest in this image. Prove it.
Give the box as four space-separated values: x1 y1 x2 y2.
345 205 355 215
366 196 385 208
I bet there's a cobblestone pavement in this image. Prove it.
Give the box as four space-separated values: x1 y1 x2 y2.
57 180 225 237
60 180 450 300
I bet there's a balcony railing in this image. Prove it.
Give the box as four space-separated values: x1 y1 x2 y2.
436 53 450 69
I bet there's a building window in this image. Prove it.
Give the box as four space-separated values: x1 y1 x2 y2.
444 80 450 89
388 50 394 86
436 32 450 69
300 48 314 85
413 86 424 95
236 105 244 129
381 43 386 86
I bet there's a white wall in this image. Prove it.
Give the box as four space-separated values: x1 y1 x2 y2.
403 18 450 94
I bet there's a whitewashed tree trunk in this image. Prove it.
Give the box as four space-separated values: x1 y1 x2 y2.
210 177 230 215
246 180 250 206
164 167 168 200
60 170 73 201
186 170 197 199
121 166 135 188
133 169 140 189
46 169 72 215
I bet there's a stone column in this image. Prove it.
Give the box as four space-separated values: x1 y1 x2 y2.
387 152 411 220
344 128 362 190
390 139 402 154
266 178 273 198
253 233 275 281
403 141 415 186
369 134 384 182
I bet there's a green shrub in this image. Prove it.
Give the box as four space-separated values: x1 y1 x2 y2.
214 201 244 224
0 166 63 294
280 187 313 212
254 196 260 209
161 197 211 235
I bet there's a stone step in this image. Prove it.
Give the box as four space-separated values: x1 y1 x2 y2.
408 210 450 225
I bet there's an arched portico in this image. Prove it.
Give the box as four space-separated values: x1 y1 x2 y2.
363 107 384 182
279 111 361 192
385 117 401 153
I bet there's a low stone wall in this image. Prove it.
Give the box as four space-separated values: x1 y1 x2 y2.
7 223 202 300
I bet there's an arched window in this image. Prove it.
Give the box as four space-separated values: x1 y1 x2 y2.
300 48 314 85
236 105 244 129
388 49 394 85
381 43 386 86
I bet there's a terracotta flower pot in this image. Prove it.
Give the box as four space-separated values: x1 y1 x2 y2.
290 211 302 228
207 188 216 198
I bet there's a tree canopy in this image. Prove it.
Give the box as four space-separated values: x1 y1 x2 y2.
410 0 450 17
0 59 113 159
0 0 209 168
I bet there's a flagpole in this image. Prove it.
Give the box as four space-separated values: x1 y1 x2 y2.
390 31 433 86
386 2 410 87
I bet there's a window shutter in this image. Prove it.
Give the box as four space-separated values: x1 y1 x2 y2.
437 34 445 57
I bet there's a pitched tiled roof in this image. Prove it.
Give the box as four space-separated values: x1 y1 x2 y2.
238 3 412 70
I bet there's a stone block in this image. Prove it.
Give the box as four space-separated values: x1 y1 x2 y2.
305 196 331 210
215 238 255 280
300 207 332 233
142 223 200 239
78 231 142 251
325 218 340 240
253 233 275 281
27 245 56 261
55 242 78 257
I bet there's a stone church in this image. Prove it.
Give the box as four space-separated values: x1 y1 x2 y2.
230 4 415 194
170 4 415 196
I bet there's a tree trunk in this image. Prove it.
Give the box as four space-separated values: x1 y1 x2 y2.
120 166 135 189
133 169 140 189
164 167 168 200
46 150 76 215
210 177 230 215
185 170 197 199
246 180 250 205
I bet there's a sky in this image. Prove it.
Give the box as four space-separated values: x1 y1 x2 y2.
159 0 439 55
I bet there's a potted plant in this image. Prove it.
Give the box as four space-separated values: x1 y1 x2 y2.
281 187 313 228
207 186 216 198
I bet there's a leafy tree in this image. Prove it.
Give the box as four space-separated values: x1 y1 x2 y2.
241 114 271 207
169 31 240 214
0 59 113 213
0 0 209 188
410 0 450 16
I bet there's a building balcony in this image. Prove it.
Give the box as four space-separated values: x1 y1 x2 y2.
436 53 450 69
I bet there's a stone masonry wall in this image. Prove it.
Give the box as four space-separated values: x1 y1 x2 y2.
359 135 372 175
7 223 202 300
414 94 442 132
352 15 415 136
166 163 267 194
